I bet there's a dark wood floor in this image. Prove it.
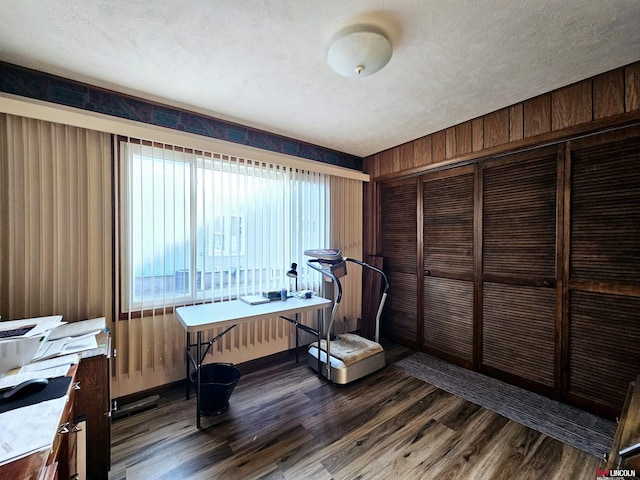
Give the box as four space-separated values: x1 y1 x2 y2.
110 346 600 480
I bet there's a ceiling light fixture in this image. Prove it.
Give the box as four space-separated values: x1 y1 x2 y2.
327 27 393 78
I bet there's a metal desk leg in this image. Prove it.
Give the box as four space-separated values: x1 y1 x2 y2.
185 331 191 400
196 330 202 429
295 313 299 363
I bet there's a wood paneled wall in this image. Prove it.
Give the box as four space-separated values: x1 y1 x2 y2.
364 62 640 180
363 61 640 418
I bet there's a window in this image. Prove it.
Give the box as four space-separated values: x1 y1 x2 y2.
119 138 328 313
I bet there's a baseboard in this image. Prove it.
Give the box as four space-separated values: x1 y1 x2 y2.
112 347 306 408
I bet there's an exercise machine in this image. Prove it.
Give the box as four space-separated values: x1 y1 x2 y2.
304 248 389 384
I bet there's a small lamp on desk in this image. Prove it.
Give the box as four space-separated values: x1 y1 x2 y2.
286 262 298 293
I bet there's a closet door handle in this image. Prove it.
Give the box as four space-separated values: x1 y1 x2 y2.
424 270 431 276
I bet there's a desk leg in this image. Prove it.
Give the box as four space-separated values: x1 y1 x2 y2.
196 330 202 429
185 331 191 400
295 312 299 363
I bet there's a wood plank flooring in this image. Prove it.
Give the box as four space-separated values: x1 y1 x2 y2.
110 351 600 480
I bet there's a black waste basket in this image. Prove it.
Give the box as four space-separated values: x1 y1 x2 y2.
190 363 242 416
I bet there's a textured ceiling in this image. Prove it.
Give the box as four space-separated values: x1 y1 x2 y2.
1 1 640 158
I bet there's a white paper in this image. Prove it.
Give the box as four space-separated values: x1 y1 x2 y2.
0 365 70 389
33 334 99 361
0 396 69 466
0 336 46 373
47 317 105 341
21 354 80 372
0 315 64 338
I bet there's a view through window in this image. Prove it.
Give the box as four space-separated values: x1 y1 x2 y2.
120 139 328 312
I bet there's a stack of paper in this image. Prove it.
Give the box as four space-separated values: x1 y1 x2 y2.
0 354 80 390
0 396 68 466
32 317 106 361
0 316 64 373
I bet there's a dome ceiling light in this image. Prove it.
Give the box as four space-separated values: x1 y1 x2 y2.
327 27 393 78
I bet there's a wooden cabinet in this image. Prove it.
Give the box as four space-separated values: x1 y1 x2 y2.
0 344 110 480
565 129 640 415
373 124 640 418
76 353 111 480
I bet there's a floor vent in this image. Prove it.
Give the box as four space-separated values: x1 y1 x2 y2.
112 394 160 421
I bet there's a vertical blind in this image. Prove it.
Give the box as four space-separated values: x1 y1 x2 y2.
0 113 112 323
119 138 330 316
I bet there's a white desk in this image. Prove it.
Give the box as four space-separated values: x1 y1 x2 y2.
175 296 331 428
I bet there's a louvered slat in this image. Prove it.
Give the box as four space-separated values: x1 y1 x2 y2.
382 271 418 346
568 291 640 410
482 283 556 386
570 137 640 285
379 182 418 345
423 169 475 361
483 153 557 278
423 173 474 275
423 277 473 361
380 182 417 274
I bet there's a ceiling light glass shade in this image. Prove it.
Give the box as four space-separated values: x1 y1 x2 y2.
327 30 392 78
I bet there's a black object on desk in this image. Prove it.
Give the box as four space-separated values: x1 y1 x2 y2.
1 378 49 400
0 376 71 413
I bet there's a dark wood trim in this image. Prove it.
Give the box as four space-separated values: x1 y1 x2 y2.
422 345 474 370
554 144 566 395
560 141 572 404
481 364 559 400
473 163 482 370
426 270 475 282
416 176 424 351
568 281 640 298
421 163 476 181
568 122 640 149
564 391 620 420
371 111 640 183
481 273 556 288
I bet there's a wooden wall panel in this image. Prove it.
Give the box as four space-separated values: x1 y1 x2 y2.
456 121 473 156
570 135 640 286
625 63 640 112
509 104 523 142
424 277 473 362
593 70 625 119
365 62 640 181
432 130 446 163
377 149 397 177
399 142 415 171
568 291 640 412
552 80 592 130
483 283 556 387
413 135 432 166
472 118 484 152
483 108 509 148
445 127 456 159
524 94 552 138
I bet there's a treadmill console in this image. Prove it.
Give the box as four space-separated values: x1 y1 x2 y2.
304 248 342 261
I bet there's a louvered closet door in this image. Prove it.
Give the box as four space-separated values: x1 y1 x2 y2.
423 166 475 366
481 146 560 391
379 179 419 348
567 128 640 416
